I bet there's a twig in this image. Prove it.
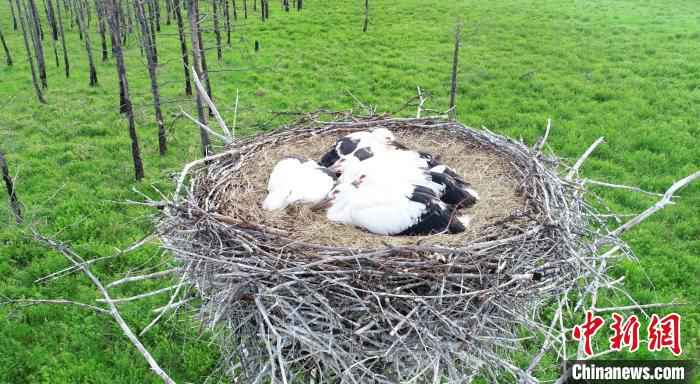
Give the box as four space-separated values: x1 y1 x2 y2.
592 301 686 314
191 66 232 138
566 137 605 180
609 171 700 237
98 284 185 304
416 86 426 119
180 108 233 144
232 88 239 139
106 268 179 288
584 179 664 197
533 118 551 153
32 230 177 384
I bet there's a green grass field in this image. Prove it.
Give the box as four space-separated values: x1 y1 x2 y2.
1 0 699 382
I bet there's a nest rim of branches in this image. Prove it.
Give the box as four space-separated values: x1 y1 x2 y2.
159 114 634 383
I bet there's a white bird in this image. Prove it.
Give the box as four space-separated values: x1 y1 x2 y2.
261 157 337 211
339 150 479 209
322 180 467 236
318 128 398 172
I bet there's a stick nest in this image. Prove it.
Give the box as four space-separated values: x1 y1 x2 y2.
159 116 625 383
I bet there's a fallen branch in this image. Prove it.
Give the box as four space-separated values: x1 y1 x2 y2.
106 268 178 289
610 171 700 237
32 229 176 384
98 284 185 304
567 137 605 180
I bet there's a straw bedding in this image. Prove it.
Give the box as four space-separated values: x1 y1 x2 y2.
218 128 525 247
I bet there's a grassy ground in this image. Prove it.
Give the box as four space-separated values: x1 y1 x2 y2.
1 0 699 382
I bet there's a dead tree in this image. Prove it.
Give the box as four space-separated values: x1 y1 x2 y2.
296 0 300 11
448 22 462 121
242 0 246 18
362 0 368 32
0 150 22 224
55 0 70 76
222 0 231 46
151 0 160 31
173 0 191 95
198 26 213 115
8 0 19 30
106 0 144 180
211 0 222 60
145 0 158 62
75 0 98 85
231 0 237 20
252 0 255 12
0 24 12 66
44 0 61 67
134 0 167 155
15 0 45 102
95 0 109 61
27 0 47 87
282 0 287 12
188 0 210 155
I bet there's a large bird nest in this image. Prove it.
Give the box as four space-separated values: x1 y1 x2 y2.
158 115 634 383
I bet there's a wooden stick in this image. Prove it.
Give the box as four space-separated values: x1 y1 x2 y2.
106 268 178 288
32 230 176 384
609 171 700 237
566 137 604 180
191 66 232 138
0 149 22 223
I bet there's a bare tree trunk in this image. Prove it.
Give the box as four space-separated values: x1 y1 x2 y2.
151 0 160 31
0 24 12 66
15 0 45 102
211 0 222 60
145 0 158 62
27 0 44 40
123 0 133 37
448 22 462 121
282 0 287 12
173 0 191 95
242 0 246 18
0 150 22 224
198 26 212 116
296 0 300 11
252 0 255 12
134 0 167 155
95 0 109 61
222 0 230 46
9 0 19 30
231 0 236 20
45 0 61 67
55 0 69 76
27 0 47 87
75 0 98 85
188 0 210 155
362 0 368 32
106 0 144 180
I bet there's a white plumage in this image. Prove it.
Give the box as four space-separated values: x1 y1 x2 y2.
325 180 465 236
262 157 336 211
261 128 479 236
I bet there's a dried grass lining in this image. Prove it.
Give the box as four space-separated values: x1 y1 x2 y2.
159 116 624 382
219 127 524 247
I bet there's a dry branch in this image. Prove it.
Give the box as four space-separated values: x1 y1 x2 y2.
32 230 176 384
